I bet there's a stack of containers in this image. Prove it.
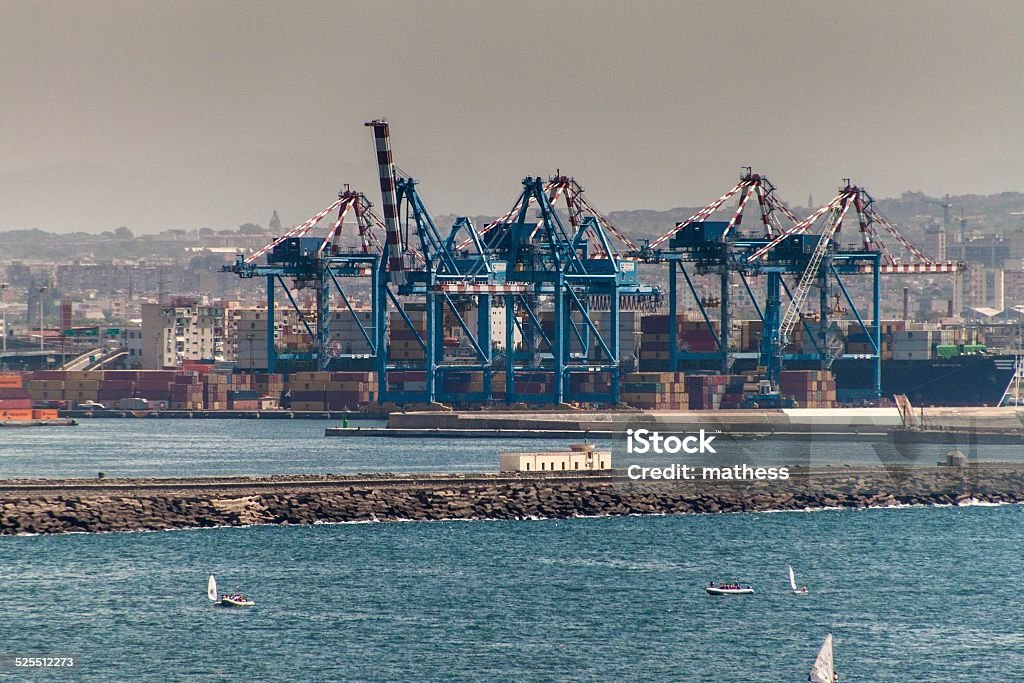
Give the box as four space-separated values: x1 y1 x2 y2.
568 371 613 399
678 320 718 353
288 371 378 410
327 309 376 355
225 373 253 392
134 371 176 404
253 373 285 397
227 389 260 410
386 369 426 395
27 372 66 403
639 315 722 370
0 373 33 420
62 371 103 405
685 374 729 410
576 309 644 362
389 308 427 361
891 330 938 361
740 321 761 353
779 370 836 408
539 311 586 355
324 371 376 408
718 375 748 409
639 314 672 371
97 372 136 404
509 371 554 399
621 372 688 409
203 373 229 410
441 371 486 396
170 374 204 409
288 371 329 411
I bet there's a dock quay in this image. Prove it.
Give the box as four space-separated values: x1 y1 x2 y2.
61 409 385 420
325 408 1024 443
2 464 1022 536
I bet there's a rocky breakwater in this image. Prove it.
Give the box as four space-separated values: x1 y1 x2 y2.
1 465 1023 535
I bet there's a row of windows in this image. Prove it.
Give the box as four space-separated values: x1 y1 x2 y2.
524 461 604 471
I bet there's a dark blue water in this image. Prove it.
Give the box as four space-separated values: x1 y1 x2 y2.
0 419 1017 479
1 505 1022 681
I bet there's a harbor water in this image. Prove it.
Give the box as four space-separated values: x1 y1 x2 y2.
2 420 1023 681
1 506 1022 681
1 419 1021 479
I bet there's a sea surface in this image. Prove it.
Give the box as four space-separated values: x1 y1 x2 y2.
0 418 1019 479
1 506 1023 681
2 420 1023 681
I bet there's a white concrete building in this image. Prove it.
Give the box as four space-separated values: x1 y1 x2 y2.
499 444 611 472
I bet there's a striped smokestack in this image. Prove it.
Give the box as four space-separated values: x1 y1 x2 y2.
365 119 406 285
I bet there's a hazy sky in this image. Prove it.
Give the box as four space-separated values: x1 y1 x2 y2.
1 0 1022 233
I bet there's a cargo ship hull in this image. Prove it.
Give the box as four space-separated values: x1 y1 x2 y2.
830 355 1017 406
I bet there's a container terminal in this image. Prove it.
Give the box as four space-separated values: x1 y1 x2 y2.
7 120 1024 420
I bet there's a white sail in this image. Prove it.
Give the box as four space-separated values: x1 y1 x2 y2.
808 634 834 683
788 565 798 592
208 575 218 602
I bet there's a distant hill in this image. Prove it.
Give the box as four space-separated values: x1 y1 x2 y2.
0 152 365 235
441 190 1024 248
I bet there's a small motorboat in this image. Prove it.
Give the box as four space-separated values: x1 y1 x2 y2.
208 574 255 608
705 582 754 595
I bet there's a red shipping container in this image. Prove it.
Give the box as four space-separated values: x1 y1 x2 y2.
0 398 32 409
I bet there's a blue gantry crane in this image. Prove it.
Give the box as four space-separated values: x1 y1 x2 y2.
636 169 802 376
224 188 386 373
637 172 966 403
475 173 659 404
745 180 966 399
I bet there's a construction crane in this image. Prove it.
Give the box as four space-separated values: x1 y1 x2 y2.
924 194 953 234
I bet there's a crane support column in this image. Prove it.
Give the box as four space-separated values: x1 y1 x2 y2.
426 292 441 403
819 255 830 369
554 275 565 404
477 295 492 397
610 288 621 404
872 252 882 398
668 263 679 372
505 295 515 403
266 275 276 374
375 270 388 400
720 242 731 374
317 266 330 371
760 271 783 387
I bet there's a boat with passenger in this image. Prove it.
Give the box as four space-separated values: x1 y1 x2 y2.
207 575 255 607
705 581 754 595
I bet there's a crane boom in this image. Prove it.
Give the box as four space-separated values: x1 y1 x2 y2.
777 201 852 346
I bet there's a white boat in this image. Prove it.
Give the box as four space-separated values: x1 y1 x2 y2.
208 574 255 608
705 582 754 595
808 633 836 683
789 564 809 595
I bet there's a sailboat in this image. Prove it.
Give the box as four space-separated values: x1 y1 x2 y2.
207 574 255 608
789 564 809 595
808 633 836 683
